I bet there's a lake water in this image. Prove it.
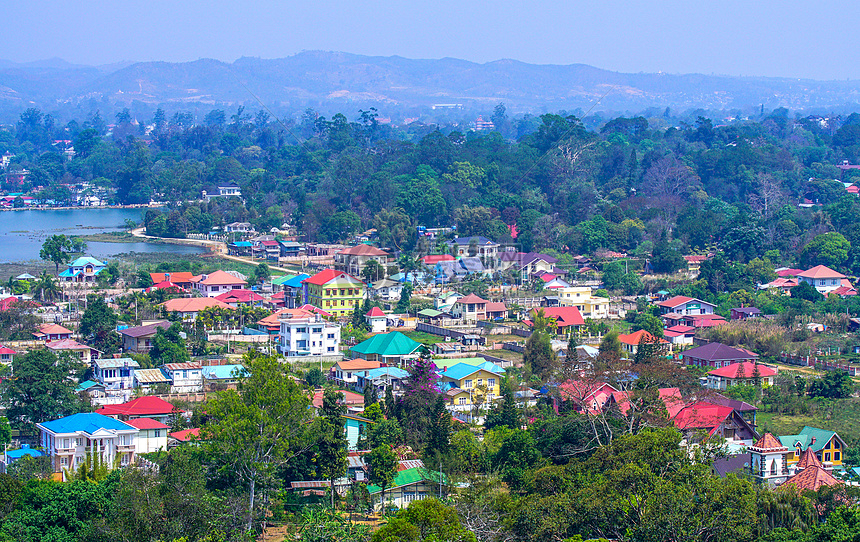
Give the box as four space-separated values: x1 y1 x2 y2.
0 207 207 263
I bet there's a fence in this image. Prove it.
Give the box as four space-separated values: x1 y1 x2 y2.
779 354 860 376
478 352 517 368
502 342 525 354
511 328 532 339
415 322 482 339
281 353 344 365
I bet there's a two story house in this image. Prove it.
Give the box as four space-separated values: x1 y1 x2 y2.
160 362 203 393
37 413 138 478
118 321 171 353
191 270 247 297
451 294 488 323
797 265 847 295
334 245 391 277
302 269 365 318
58 256 106 282
438 362 505 412
93 357 140 397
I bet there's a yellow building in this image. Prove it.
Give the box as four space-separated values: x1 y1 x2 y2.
438 362 504 410
779 427 846 471
302 269 365 318
544 281 610 319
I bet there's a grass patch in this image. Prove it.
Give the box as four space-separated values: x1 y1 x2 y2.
758 397 860 446
403 331 447 345
77 231 140 243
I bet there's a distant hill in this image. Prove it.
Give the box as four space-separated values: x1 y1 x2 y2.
2 51 860 119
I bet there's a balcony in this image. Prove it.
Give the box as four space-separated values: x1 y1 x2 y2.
116 443 135 452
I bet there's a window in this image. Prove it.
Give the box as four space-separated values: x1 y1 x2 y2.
458 397 467 405
297 327 307 333
297 340 307 348
834 440 841 449
835 451 841 461
312 327 322 333
488 378 496 388
465 379 473 389
477 378 483 386
327 333 335 339
61 457 69 466
75 438 83 446
154 430 161 437
327 346 335 352
825 452 832 462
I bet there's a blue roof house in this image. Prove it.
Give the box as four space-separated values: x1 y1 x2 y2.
5 444 43 463
59 256 106 282
36 413 138 477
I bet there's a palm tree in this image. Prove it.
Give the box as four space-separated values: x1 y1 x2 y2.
31 271 62 303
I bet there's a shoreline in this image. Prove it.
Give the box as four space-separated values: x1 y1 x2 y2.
0 204 161 212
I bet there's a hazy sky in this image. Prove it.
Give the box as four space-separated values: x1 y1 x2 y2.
5 1 860 80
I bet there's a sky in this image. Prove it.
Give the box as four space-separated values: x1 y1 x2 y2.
4 1 860 80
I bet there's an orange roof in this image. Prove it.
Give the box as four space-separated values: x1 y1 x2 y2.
337 245 389 256
798 265 845 279
45 339 90 351
161 297 233 313
35 323 72 336
657 296 694 308
750 433 787 452
170 428 200 441
708 362 776 379
617 329 668 346
257 308 314 328
796 447 824 470
312 389 364 409
457 293 488 304
334 359 381 371
149 272 195 284
783 465 841 492
193 270 247 286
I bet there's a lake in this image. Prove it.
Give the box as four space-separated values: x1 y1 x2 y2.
0 207 207 263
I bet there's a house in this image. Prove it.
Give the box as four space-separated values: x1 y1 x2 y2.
355 366 411 394
228 241 253 256
33 323 73 341
370 279 403 302
302 269 366 318
45 339 95 365
748 433 791 487
542 281 610 319
797 265 847 295
161 362 203 393
671 402 759 443
367 467 446 510
125 418 170 453
257 307 315 333
37 413 138 477
731 307 762 320
434 258 486 283
216 182 241 198
438 362 504 411
4 444 44 465
191 270 247 297
617 330 669 355
451 294 488 323
683 254 710 274
278 314 341 357
499 251 559 279
781 448 843 492
557 380 619 415
160 297 233 323
682 342 758 368
58 256 106 282
422 254 454 266
706 362 777 390
274 274 311 308
663 325 696 347
365 307 387 333
148 272 195 289
448 236 501 260
201 364 249 390
527 307 585 333
252 237 282 260
76 380 107 403
656 296 717 316
147 280 186 293
93 357 140 396
760 277 798 294
96 396 181 423
485 302 508 320
609 387 686 419
312 389 365 412
350 332 423 366
215 289 265 307
169 428 201 447
0 345 14 365
331 359 381 386
133 369 172 392
279 240 302 258
224 221 254 234
334 245 391 277
343 414 373 450
118 321 172 353
778 426 846 472
434 292 462 312
663 313 727 329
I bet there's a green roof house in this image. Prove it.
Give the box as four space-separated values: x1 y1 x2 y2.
367 467 447 510
350 332 423 365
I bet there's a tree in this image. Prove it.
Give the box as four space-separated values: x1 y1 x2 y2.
150 323 190 365
808 371 853 399
79 294 120 354
801 232 851 269
599 330 622 356
524 310 558 379
30 271 61 303
253 263 271 284
790 281 823 302
424 395 452 460
362 259 385 283
317 389 348 508
396 282 413 314
484 378 520 431
372 498 477 542
39 234 74 274
305 367 326 388
2 349 87 434
394 352 440 449
367 444 399 511
202 353 314 531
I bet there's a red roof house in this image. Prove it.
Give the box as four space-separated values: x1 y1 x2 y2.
617 330 669 355
671 401 758 441
96 396 181 421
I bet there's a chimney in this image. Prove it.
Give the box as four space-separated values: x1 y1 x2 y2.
811 437 816 445
113 353 121 359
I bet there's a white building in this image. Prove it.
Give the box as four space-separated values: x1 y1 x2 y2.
37 413 138 478
126 418 170 453
365 307 387 333
93 357 140 398
278 315 341 357
797 265 847 295
160 362 203 393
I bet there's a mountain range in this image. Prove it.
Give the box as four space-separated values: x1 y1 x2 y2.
1 51 860 121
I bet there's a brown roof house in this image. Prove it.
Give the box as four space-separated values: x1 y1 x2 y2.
119 321 172 353
334 245 391 277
